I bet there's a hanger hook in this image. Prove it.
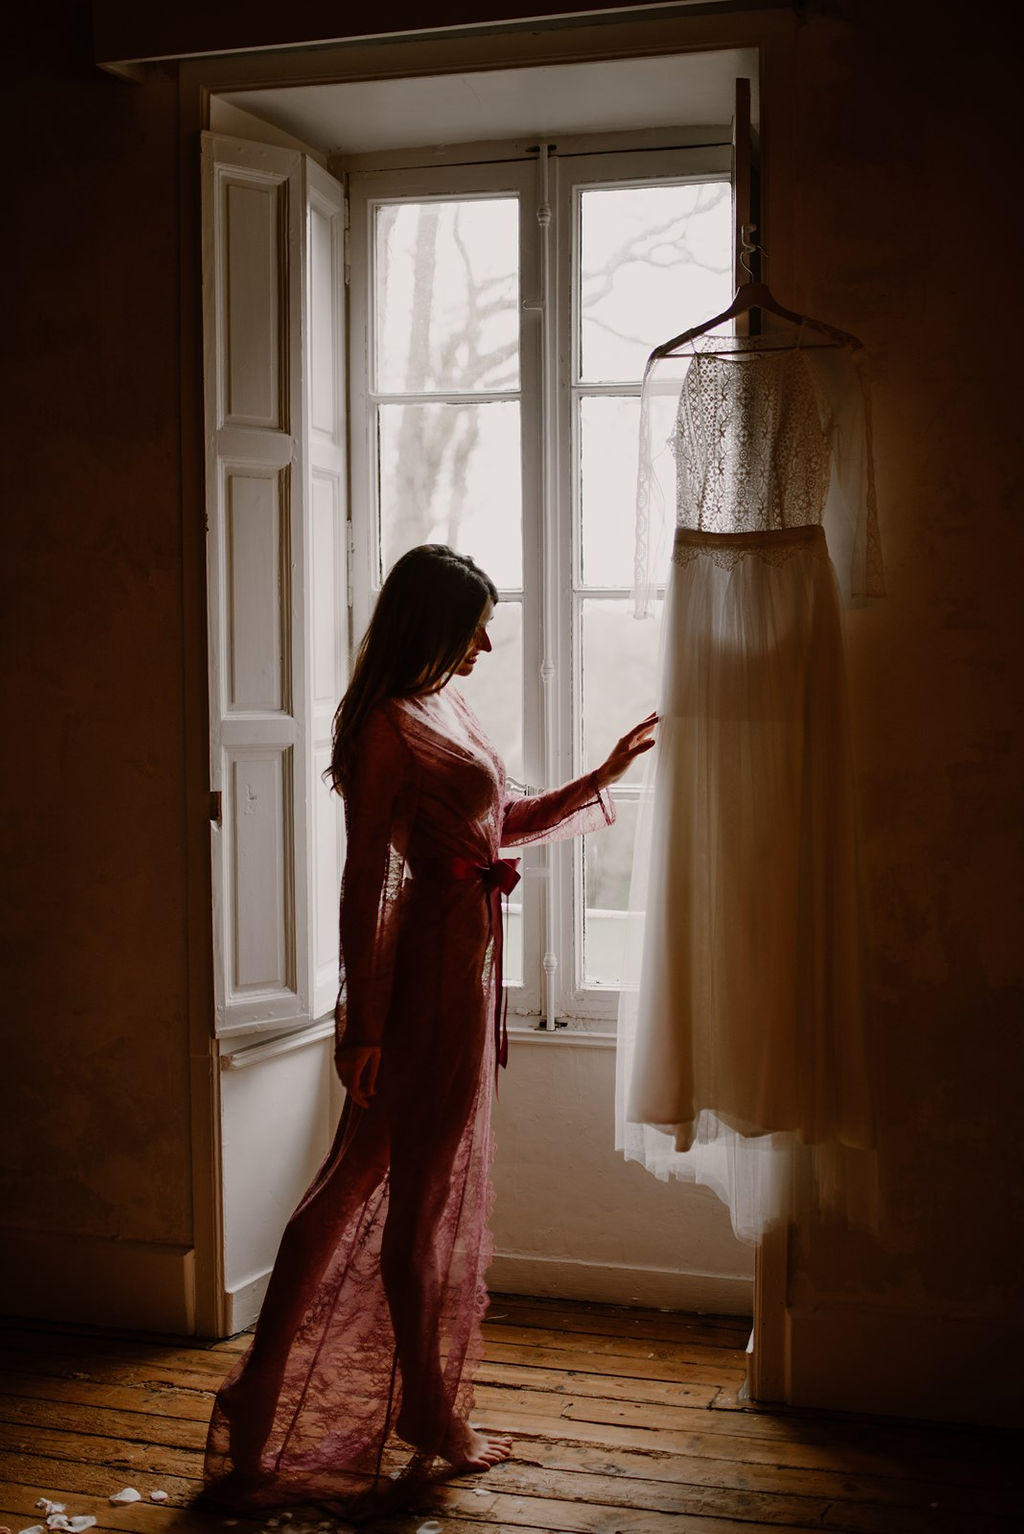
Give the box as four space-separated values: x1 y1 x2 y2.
739 222 764 282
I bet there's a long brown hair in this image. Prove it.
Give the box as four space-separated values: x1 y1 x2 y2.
328 544 498 793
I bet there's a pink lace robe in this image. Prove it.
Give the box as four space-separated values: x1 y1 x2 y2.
202 686 614 1518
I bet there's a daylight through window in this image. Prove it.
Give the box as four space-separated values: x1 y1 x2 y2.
348 146 731 1018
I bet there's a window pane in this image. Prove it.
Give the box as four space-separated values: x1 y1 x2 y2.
502 897 523 990
580 391 682 588
378 400 522 588
580 394 639 587
456 598 524 785
581 597 661 788
579 180 732 383
375 199 520 394
583 795 637 987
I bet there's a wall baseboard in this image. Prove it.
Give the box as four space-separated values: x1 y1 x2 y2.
786 1302 1024 1429
0 1229 195 1334
224 1251 753 1339
487 1250 753 1316
226 1269 271 1334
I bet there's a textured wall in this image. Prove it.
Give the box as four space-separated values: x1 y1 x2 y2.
2 7 192 1244
491 1039 754 1312
783 0 1023 1375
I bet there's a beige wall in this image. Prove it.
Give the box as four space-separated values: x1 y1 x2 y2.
3 17 192 1253
3 0 1021 1419
781 4 1023 1422
491 1037 754 1315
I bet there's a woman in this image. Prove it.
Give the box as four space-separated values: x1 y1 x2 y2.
201 545 656 1521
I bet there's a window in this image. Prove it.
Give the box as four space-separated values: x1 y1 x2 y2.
348 139 732 1025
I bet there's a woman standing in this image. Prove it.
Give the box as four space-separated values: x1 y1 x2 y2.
202 545 656 1520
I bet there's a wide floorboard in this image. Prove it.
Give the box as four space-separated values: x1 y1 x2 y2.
0 1295 1018 1534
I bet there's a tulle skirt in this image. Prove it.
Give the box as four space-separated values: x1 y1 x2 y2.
615 524 877 1241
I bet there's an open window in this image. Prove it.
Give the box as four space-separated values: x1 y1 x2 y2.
346 137 734 1027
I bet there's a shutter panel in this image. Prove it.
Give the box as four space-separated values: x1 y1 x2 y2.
304 161 349 1021
202 135 347 1038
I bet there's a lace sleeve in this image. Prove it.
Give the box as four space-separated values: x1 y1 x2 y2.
501 769 615 847
334 706 419 1064
811 345 886 601
632 354 687 618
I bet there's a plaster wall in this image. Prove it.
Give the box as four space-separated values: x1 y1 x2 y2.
778 2 1023 1424
2 13 192 1268
491 1037 754 1313
218 1033 753 1335
220 1036 339 1332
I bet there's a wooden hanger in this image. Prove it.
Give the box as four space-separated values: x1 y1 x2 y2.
651 283 863 360
650 232 863 360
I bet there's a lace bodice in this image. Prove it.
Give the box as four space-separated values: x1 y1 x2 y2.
674 347 830 534
632 328 885 613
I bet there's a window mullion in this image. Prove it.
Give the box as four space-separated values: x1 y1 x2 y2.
512 157 545 1021
531 146 568 1033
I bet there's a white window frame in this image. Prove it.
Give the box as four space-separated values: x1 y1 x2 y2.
557 143 731 1023
345 134 731 1029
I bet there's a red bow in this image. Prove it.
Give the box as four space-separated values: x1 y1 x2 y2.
451 855 521 1092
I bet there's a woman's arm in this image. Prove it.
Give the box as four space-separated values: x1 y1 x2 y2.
501 713 656 847
334 707 418 1084
501 769 615 847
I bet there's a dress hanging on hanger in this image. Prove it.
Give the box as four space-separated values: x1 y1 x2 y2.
614 293 885 1242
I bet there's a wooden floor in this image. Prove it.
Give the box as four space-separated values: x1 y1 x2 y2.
0 1294 1019 1534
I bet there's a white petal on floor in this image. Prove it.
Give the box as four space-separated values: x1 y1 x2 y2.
68 1518 97 1530
108 1491 141 1506
19 1524 46 1533
148 1494 168 1504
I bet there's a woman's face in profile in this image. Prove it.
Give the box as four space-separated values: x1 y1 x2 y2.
454 599 495 677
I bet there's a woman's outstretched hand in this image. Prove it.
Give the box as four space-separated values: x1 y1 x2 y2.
594 712 658 789
335 1044 381 1109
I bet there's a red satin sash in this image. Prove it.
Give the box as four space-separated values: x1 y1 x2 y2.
450 854 521 1092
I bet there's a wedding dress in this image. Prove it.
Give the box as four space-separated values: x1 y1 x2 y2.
615 326 884 1241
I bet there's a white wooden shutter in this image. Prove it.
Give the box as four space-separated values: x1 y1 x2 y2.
304 161 349 1021
202 134 347 1039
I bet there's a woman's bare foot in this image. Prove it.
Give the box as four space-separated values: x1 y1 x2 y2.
440 1417 513 1471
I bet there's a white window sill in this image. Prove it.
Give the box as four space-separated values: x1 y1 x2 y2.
506 1019 617 1048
